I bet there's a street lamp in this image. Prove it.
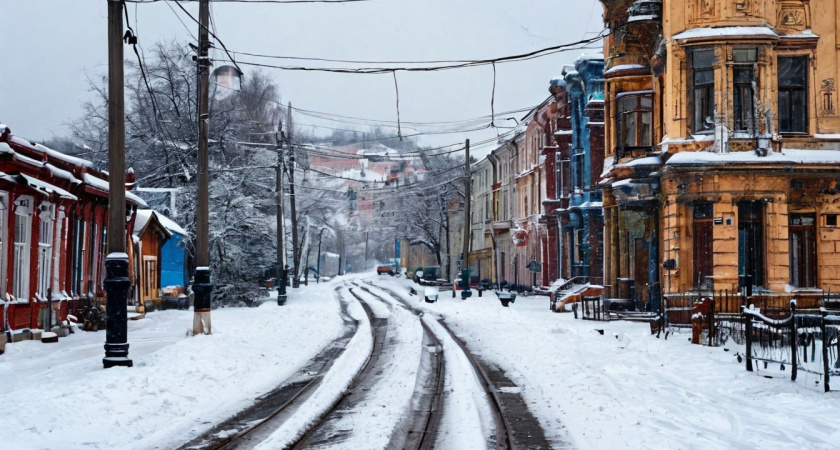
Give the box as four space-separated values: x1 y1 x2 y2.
212 65 243 92
103 0 132 369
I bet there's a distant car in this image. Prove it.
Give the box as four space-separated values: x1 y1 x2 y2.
424 287 439 303
377 265 395 275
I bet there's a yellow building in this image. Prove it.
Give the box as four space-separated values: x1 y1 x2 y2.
601 0 840 308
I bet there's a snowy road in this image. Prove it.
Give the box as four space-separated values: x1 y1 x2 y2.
371 276 840 449
3 272 840 449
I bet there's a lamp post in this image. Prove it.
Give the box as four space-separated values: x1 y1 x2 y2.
192 0 213 334
103 0 132 368
461 139 472 299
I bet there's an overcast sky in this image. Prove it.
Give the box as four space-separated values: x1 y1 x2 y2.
1 0 604 157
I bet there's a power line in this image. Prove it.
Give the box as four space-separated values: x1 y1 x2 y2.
126 0 375 4
171 0 244 75
206 34 605 74
212 81 536 129
133 1 603 74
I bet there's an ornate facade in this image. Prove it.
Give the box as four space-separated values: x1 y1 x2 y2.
601 0 840 308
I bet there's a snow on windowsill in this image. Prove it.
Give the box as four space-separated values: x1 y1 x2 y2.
673 26 779 41
605 65 647 76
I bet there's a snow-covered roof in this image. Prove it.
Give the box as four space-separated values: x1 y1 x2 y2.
0 142 14 154
672 26 779 41
19 173 77 200
45 163 82 185
156 212 187 236
83 173 149 207
33 143 94 169
666 149 840 166
133 209 154 236
577 52 605 61
133 209 173 239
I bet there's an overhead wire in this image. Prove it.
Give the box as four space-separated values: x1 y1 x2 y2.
212 81 535 132
126 0 375 3
206 34 605 74
171 0 244 75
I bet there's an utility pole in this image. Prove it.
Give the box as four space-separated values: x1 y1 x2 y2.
103 0 132 368
192 0 213 334
316 228 325 283
461 139 472 299
286 103 301 288
276 113 287 304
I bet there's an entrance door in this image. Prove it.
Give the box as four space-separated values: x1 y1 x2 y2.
738 202 764 288
789 214 816 288
693 203 714 290
634 238 649 305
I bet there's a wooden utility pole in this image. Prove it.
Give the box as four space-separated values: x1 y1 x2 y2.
103 0 132 368
286 103 301 288
192 0 213 334
461 139 472 298
276 113 287 304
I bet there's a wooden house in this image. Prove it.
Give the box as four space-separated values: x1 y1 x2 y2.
132 210 172 312
0 125 145 339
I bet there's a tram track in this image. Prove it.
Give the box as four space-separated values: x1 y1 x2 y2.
290 285 444 449
364 280 554 449
176 286 367 450
178 278 549 449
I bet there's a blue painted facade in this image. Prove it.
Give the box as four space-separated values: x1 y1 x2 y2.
160 233 188 289
561 55 606 283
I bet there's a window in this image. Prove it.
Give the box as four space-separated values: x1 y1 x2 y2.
692 48 716 133
738 201 764 288
778 56 808 133
13 196 33 301
789 214 816 288
826 214 838 227
142 256 158 301
617 93 653 149
71 218 86 296
732 49 757 132
37 203 54 300
572 149 585 190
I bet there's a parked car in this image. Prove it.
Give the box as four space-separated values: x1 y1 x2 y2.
377 264 395 275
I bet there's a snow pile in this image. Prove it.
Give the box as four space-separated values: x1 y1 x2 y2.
0 281 344 449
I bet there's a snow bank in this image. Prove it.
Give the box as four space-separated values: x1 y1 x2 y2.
0 282 344 449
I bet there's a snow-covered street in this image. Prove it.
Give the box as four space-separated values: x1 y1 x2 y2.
2 272 839 449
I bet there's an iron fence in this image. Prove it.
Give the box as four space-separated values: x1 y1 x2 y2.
745 302 840 392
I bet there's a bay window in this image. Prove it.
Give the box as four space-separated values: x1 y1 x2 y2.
616 92 653 151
